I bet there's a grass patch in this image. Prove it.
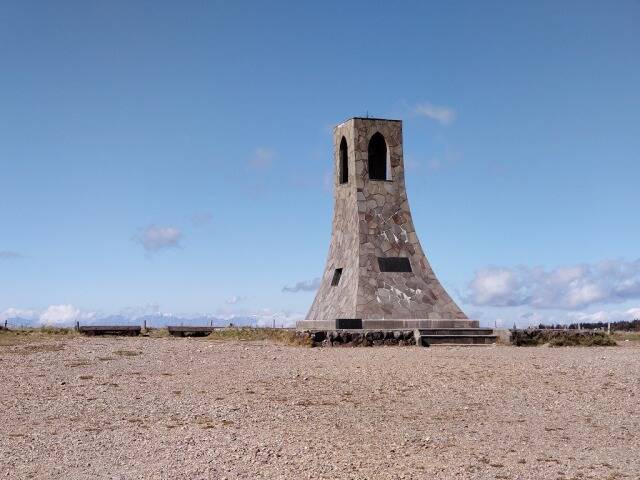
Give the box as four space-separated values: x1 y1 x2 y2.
611 331 640 344
548 335 616 347
35 327 77 335
114 349 141 357
511 329 617 347
206 327 312 346
145 328 170 338
0 327 78 347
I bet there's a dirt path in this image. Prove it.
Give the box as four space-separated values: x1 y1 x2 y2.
1 336 638 479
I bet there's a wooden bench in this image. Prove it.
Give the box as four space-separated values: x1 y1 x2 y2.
166 326 218 337
78 325 141 336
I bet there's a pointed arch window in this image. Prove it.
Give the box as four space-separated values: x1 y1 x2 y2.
368 132 389 180
339 137 348 184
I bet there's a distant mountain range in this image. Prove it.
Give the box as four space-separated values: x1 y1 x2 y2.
3 314 290 329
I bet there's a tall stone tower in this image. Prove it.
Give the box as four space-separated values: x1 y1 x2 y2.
298 117 477 331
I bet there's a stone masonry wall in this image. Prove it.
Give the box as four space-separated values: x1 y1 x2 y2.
306 118 467 323
305 120 360 321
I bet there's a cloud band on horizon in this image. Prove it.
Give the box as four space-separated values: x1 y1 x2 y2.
464 258 640 310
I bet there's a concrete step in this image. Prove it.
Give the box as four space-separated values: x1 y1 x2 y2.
417 328 494 336
414 328 497 346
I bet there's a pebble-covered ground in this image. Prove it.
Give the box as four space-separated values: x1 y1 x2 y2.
1 336 639 479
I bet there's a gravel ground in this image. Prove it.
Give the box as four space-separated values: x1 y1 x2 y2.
1 336 639 480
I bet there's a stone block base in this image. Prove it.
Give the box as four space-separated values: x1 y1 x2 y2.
298 329 417 347
296 318 479 331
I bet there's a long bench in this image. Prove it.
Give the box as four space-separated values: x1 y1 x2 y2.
78 325 141 336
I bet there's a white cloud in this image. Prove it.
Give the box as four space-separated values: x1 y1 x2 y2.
39 304 96 326
1 305 96 326
465 259 640 310
251 308 303 328
282 277 321 293
212 306 304 328
414 102 456 126
1 304 306 328
0 251 24 260
467 267 522 306
248 148 275 170
119 303 161 319
135 225 182 252
566 307 640 324
225 295 245 305
0 307 38 322
468 306 640 329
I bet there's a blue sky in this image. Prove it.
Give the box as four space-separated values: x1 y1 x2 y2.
1 1 639 327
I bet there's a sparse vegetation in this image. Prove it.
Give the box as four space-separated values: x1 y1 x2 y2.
0 326 310 347
537 319 640 332
145 328 170 338
1 326 77 336
511 329 617 347
34 327 77 335
611 331 640 344
206 327 312 346
547 334 616 347
0 327 78 347
114 349 142 357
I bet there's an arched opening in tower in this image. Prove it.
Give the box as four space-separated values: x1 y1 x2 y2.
339 137 348 184
368 132 388 180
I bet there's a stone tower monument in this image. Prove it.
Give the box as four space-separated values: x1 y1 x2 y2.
298 117 478 331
